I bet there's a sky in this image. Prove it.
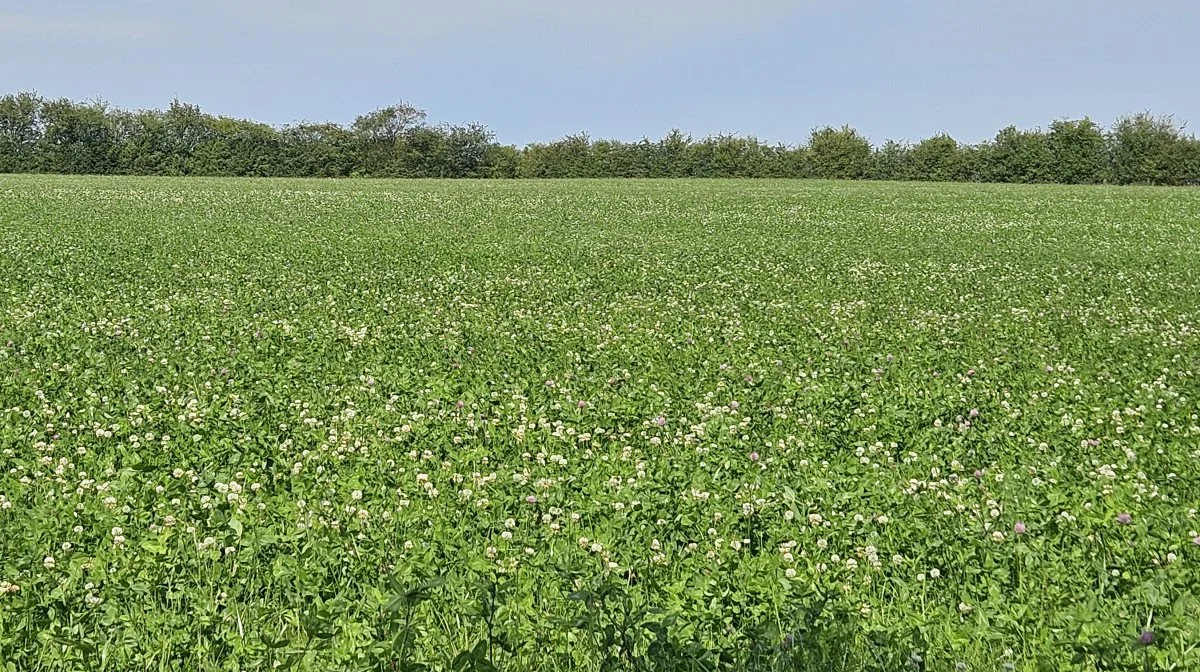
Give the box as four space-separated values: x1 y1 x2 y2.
2 0 1198 146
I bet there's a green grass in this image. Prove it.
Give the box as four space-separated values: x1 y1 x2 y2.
1 175 1199 671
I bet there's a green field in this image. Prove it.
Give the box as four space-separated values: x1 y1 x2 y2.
1 176 1199 671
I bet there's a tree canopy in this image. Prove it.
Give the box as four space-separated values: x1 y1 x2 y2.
2 92 1197 185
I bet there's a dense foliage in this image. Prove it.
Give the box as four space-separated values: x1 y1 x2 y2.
2 176 1199 671
3 92 1200 184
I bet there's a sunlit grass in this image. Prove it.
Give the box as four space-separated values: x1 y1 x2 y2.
1 175 1198 671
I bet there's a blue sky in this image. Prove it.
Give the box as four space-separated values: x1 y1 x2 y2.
2 0 1197 146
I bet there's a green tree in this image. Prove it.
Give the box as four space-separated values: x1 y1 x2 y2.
872 140 912 180
396 126 451 177
163 100 214 174
442 123 495 178
8 88 1200 185
984 125 1051 183
1107 113 1188 185
521 133 597 178
686 135 770 178
1179 136 1200 185
909 134 965 181
958 143 988 182
482 144 519 178
37 98 118 174
352 102 427 176
187 116 282 176
516 142 551 178
0 91 44 173
778 145 809 178
594 139 649 178
279 122 356 177
657 129 693 177
112 109 172 175
807 125 872 179
1046 118 1105 184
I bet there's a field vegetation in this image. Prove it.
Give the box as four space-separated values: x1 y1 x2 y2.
1 176 1199 670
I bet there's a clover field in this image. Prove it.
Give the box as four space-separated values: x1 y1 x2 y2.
1 175 1199 671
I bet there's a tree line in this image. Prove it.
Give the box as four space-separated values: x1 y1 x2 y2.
2 91 1198 184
